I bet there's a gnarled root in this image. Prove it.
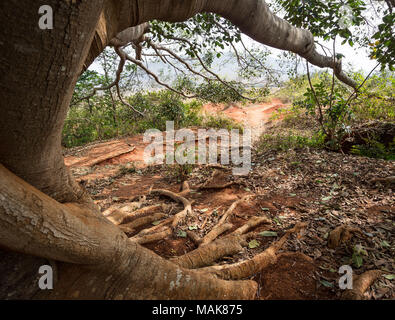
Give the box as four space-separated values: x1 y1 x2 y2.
150 188 192 227
341 270 385 300
198 223 308 280
121 204 164 224
119 212 167 235
233 216 271 235
198 169 236 190
200 223 234 246
130 227 173 245
103 201 144 225
328 225 362 249
172 217 272 270
171 235 245 269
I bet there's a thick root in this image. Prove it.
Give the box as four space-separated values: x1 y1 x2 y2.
134 217 173 237
200 223 233 246
103 202 143 225
218 196 250 225
171 235 245 269
232 216 271 235
119 213 167 235
131 227 173 244
198 223 307 280
121 204 163 224
341 270 385 300
103 197 147 225
151 189 192 227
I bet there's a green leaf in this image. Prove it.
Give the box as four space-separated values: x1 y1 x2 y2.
260 231 278 237
383 274 395 280
352 253 363 268
320 280 334 288
177 230 187 238
381 240 390 248
261 207 270 211
152 221 161 226
248 240 260 249
273 217 282 225
322 196 332 202
188 225 198 231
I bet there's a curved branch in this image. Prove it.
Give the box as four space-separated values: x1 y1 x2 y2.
202 0 357 89
121 48 198 99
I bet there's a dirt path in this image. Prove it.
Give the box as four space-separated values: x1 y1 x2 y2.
65 99 286 171
202 98 285 141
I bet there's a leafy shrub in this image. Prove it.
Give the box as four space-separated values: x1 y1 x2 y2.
257 131 325 152
202 114 243 132
196 81 246 104
351 137 395 160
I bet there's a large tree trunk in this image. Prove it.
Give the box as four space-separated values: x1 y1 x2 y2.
0 0 355 300
0 0 257 300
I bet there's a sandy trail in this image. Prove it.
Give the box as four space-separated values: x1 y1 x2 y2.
64 99 287 169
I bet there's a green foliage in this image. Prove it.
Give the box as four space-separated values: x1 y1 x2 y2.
63 89 203 148
202 114 243 132
270 69 394 159
351 70 395 121
294 72 352 149
370 11 395 70
273 0 394 70
150 14 241 60
196 81 246 104
257 130 325 152
351 137 395 160
274 0 366 42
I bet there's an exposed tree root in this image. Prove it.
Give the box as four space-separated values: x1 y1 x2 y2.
88 147 135 167
171 235 245 269
121 204 164 224
133 217 173 237
200 223 234 246
328 225 362 249
218 196 251 225
131 227 173 244
103 203 143 225
198 223 307 280
198 169 236 190
232 216 271 235
150 189 192 227
171 217 271 270
119 212 167 235
187 230 203 246
341 270 385 300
